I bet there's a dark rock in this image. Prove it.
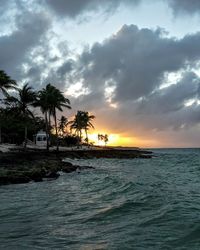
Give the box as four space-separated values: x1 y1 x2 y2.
0 148 153 186
9 175 30 184
33 177 43 182
0 172 30 185
26 168 44 182
62 164 78 173
62 161 73 167
45 171 60 179
77 166 95 171
139 155 152 159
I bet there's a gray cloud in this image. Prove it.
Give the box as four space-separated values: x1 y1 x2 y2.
166 0 200 15
0 1 11 12
44 0 200 18
136 72 200 114
0 11 50 80
69 24 200 143
57 60 74 77
78 25 200 104
44 0 139 18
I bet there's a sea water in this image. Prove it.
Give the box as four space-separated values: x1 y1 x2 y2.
0 148 200 249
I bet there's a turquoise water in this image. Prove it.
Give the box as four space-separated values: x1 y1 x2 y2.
0 149 200 249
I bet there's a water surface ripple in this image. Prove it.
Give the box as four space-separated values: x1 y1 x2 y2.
0 148 200 249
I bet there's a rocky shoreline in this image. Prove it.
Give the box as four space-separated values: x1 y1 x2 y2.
0 148 152 186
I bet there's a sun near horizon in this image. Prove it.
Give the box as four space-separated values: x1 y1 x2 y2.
87 132 155 148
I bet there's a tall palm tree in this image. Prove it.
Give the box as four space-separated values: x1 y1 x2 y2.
44 84 71 151
4 83 36 149
0 70 17 97
82 111 95 145
69 111 95 146
52 90 71 151
104 134 109 146
34 87 51 151
58 115 68 137
68 111 84 143
0 70 17 143
98 134 104 145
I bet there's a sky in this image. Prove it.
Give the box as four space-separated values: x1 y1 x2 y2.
1 0 200 148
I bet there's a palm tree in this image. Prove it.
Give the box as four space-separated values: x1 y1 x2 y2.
45 84 71 151
0 70 17 97
34 87 51 151
97 134 108 146
68 111 84 144
69 111 95 146
82 111 95 145
35 84 71 151
0 70 17 143
4 83 36 149
98 134 103 145
104 134 109 146
58 115 68 137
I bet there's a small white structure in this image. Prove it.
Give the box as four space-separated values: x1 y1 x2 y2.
35 130 47 146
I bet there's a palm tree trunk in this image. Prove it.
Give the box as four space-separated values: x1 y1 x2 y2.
85 128 89 146
45 111 49 151
24 125 27 150
54 109 59 151
48 111 51 146
79 129 82 148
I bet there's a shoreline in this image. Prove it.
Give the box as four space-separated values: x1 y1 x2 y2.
0 148 153 186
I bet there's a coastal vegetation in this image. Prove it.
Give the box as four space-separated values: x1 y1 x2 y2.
68 111 95 146
0 70 96 150
0 70 153 186
34 83 71 151
0 70 17 143
98 134 109 146
4 84 37 150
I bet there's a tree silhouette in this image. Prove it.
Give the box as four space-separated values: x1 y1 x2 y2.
98 133 109 146
58 115 68 137
0 70 17 143
69 111 95 146
4 83 36 150
35 84 71 151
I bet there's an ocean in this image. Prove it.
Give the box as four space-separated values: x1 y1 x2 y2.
0 148 200 249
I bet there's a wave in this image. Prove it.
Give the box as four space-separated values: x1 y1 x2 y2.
1 150 200 249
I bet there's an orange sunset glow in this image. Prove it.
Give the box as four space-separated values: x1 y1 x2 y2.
87 133 151 147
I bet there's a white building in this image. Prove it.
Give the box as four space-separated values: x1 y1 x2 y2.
35 130 47 146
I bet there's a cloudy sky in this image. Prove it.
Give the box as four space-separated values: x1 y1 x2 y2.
1 0 200 147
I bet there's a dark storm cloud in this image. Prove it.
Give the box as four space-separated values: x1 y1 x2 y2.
70 24 200 138
78 25 200 103
0 11 50 80
57 60 74 77
44 0 139 18
44 0 200 18
136 72 200 114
